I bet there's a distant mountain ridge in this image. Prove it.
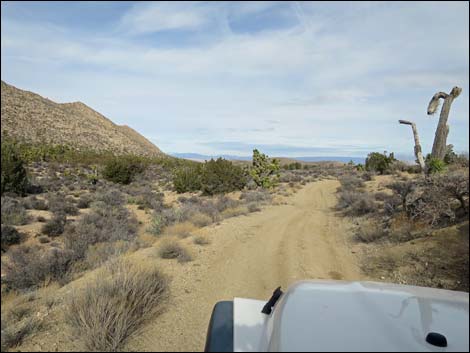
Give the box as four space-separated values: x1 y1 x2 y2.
170 152 369 164
1 81 163 157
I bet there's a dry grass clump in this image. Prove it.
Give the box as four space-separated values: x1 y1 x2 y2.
84 240 135 269
190 213 213 227
193 236 210 246
221 205 249 219
1 285 61 351
355 221 387 243
164 221 196 238
158 240 192 263
1 307 43 351
66 259 168 351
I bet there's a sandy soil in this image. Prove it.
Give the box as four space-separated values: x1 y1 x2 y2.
126 179 363 351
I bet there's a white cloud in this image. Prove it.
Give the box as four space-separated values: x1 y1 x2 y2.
1 2 468 156
119 2 212 34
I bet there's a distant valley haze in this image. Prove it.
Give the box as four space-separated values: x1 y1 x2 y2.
1 1 468 160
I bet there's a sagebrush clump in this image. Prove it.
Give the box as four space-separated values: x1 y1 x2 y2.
66 259 168 351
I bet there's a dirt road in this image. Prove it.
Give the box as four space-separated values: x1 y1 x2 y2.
128 180 363 351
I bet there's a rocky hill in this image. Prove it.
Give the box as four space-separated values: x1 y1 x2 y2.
1 81 163 157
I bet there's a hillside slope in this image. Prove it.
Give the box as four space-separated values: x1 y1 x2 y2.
1 81 162 157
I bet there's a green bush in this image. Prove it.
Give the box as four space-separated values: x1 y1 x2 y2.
426 157 446 174
102 156 146 184
250 149 280 188
365 152 396 174
200 158 247 195
1 140 29 195
173 165 202 193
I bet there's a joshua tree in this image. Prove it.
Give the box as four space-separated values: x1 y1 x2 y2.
427 86 462 161
399 120 425 173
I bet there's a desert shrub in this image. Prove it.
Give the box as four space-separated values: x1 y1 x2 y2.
38 236 50 244
348 194 376 215
355 222 387 243
388 180 417 212
64 204 137 260
25 183 44 195
406 171 469 226
3 245 73 290
200 158 247 195
374 192 390 201
196 201 221 222
339 175 365 190
158 241 192 263
66 259 168 351
193 236 210 246
361 172 374 181
247 203 261 213
388 160 409 173
94 189 125 207
365 152 396 174
383 194 402 215
135 188 164 210
47 193 79 216
190 213 213 227
1 139 29 196
32 198 48 210
337 191 361 209
338 191 376 215
443 145 469 167
77 193 93 209
102 156 146 184
1 225 21 251
36 215 46 222
1 196 29 225
173 165 202 193
41 213 66 237
250 149 280 188
148 213 168 236
215 195 240 212
240 190 272 203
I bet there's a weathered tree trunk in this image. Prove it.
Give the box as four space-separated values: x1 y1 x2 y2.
427 86 462 160
399 120 426 173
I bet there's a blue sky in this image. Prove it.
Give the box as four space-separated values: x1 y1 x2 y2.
1 1 469 158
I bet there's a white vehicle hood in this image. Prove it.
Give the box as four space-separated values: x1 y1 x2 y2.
233 281 469 352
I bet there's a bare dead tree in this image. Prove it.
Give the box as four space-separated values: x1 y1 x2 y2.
427 86 462 160
399 119 425 172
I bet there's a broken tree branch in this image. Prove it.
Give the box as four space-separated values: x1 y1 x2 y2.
399 119 426 173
